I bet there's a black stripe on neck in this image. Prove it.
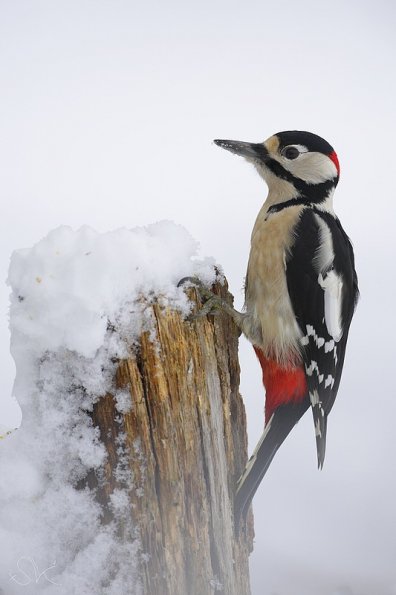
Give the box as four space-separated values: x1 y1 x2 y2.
267 197 338 217
265 158 337 202
267 198 314 215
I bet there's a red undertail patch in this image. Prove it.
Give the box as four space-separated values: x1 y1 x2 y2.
329 151 340 176
253 346 307 424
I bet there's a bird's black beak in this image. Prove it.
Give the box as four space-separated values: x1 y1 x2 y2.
214 139 268 161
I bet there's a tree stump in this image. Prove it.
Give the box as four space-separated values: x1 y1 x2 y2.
87 279 253 594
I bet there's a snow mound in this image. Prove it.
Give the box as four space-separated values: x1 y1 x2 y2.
8 221 216 358
0 222 217 594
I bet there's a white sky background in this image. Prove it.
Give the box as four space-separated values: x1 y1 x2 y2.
1 1 395 594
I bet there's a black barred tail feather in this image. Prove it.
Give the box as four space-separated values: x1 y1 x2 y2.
234 400 309 529
311 399 328 469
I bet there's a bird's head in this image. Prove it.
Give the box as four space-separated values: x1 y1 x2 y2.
214 130 340 204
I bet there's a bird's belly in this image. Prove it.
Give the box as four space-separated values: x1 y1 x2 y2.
244 207 303 366
245 262 302 365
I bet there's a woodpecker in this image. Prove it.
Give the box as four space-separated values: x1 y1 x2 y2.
180 130 358 525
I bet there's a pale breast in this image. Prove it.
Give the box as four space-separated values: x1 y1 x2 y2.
243 204 304 366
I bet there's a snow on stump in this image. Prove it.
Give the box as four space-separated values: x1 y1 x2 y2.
1 222 252 595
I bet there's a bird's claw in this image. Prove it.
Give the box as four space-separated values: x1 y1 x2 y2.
187 296 223 321
178 276 223 319
177 276 201 289
177 276 212 298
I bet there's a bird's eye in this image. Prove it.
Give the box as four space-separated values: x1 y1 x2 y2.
282 146 300 160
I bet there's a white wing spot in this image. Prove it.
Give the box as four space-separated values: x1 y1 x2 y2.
304 324 325 348
313 214 344 341
318 270 343 341
306 360 326 384
313 214 334 274
305 360 317 376
324 374 335 389
310 389 320 405
325 339 335 353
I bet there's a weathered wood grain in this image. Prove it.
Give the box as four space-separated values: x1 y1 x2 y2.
88 279 253 594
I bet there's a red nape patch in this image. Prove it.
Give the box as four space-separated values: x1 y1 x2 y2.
329 151 340 176
253 346 307 424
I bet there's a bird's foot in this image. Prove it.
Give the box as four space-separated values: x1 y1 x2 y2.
177 276 229 321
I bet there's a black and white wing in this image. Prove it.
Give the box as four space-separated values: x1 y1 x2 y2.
286 208 359 466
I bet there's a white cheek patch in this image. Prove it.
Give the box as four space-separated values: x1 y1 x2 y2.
279 151 338 184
